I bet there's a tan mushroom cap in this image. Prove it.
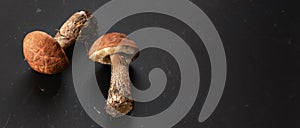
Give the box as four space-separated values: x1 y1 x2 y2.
88 32 139 65
23 31 69 74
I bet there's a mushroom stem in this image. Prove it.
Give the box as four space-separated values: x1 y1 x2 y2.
105 53 133 117
54 10 90 49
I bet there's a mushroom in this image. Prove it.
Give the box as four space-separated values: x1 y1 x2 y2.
88 32 139 117
23 31 69 74
23 10 89 74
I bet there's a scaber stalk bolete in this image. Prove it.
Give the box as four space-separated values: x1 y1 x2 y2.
89 32 139 117
23 31 69 74
23 10 89 74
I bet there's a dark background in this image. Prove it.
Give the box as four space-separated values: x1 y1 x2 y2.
0 0 299 128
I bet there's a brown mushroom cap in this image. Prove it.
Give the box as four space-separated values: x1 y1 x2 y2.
23 31 69 74
88 32 139 65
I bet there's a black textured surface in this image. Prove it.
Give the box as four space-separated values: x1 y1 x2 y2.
0 0 299 128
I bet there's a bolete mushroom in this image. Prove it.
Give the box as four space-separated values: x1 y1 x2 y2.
89 32 139 117
23 31 69 74
23 10 89 74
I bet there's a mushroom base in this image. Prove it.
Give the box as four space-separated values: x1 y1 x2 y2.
106 93 133 117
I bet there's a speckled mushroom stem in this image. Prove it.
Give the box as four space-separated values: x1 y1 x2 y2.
105 53 133 117
54 10 90 49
